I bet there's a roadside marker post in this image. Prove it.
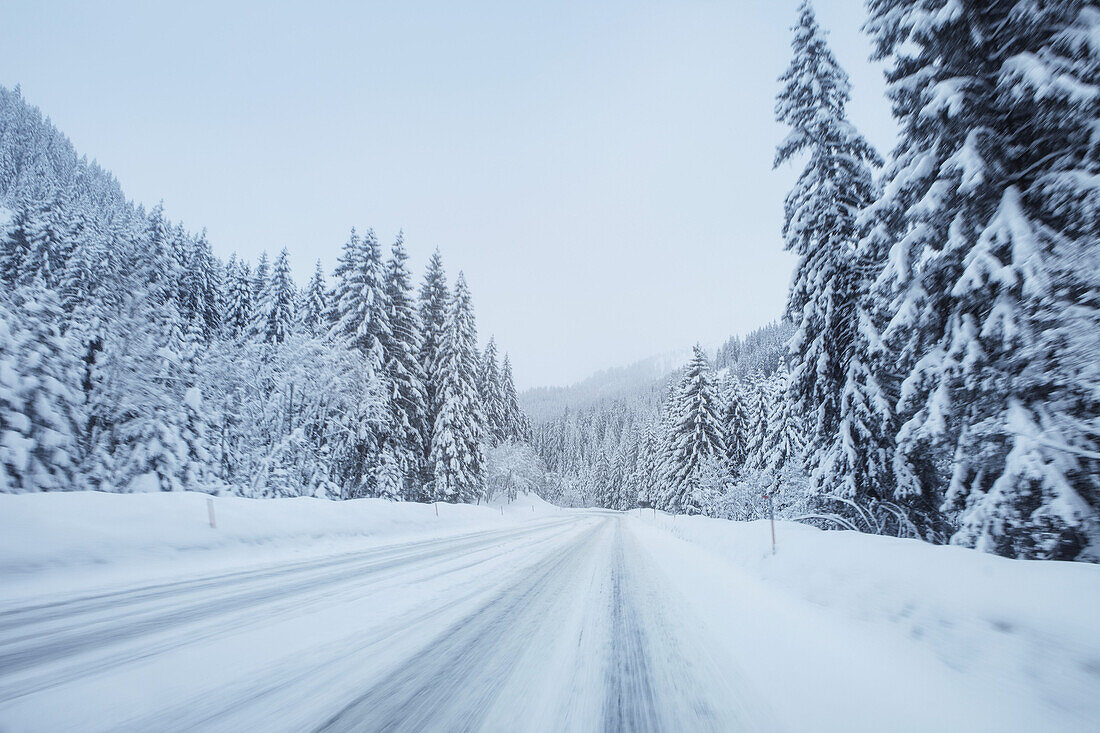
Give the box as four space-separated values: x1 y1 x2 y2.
435 502 439 517
766 492 775 555
207 497 216 529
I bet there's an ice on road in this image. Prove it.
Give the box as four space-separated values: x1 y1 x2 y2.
0 510 1091 732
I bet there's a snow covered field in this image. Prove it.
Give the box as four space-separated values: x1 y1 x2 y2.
0 494 1097 731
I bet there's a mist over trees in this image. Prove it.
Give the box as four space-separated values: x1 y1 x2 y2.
0 85 531 502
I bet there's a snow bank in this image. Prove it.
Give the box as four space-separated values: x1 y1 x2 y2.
0 491 562 599
628 511 1100 725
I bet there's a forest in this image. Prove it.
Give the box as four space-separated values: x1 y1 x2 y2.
2 0 1098 563
0 84 532 505
529 1 1099 562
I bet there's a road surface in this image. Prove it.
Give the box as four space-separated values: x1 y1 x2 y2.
0 510 1075 732
0 513 766 732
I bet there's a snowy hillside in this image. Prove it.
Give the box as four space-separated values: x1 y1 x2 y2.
520 347 692 423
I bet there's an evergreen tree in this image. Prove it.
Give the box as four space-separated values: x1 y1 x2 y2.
632 421 661 508
375 445 404 502
143 202 178 307
251 250 270 306
0 287 84 492
500 353 529 442
659 346 727 514
14 195 74 289
58 221 108 324
720 374 750 476
478 337 508 446
765 360 805 476
743 373 771 473
224 259 254 339
178 315 213 490
382 232 429 495
94 298 191 493
328 228 392 495
418 248 450 432
775 0 883 502
0 204 34 287
257 248 296 345
300 259 328 338
815 298 896 504
866 0 1099 557
180 230 222 339
329 228 390 364
429 273 485 502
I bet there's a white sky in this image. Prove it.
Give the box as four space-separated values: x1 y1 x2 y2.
0 0 896 389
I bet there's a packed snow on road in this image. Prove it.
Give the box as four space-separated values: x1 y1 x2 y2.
1 491 1097 732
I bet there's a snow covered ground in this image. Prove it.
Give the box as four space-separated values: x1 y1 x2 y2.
624 510 1100 731
0 490 562 599
0 494 1096 731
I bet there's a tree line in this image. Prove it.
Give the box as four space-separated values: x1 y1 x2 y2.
533 0 1099 562
0 85 530 502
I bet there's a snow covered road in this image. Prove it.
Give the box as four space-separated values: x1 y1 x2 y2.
0 508 1094 732
0 513 752 732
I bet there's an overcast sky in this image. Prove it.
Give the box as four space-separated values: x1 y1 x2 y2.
0 0 896 389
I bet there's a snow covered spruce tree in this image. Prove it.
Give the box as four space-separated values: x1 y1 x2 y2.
330 228 389 369
775 1 893 512
328 227 392 497
500 353 530 442
223 259 254 340
478 337 508 446
143 203 181 309
257 248 295 345
866 0 1099 558
418 248 450 459
763 361 806 489
658 346 728 514
631 421 662 509
0 287 84 492
300 259 328 337
742 373 771 474
251 251 270 307
382 231 429 497
429 273 485 502
179 230 222 340
4 196 77 290
57 216 110 328
91 300 205 493
720 374 750 477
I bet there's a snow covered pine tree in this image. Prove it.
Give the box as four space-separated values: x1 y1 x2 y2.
865 0 1100 558
775 1 893 514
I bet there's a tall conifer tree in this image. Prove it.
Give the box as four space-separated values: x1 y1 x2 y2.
418 248 450 457
478 337 507 446
866 0 1099 557
301 260 328 338
775 1 887 505
258 248 295 345
382 232 429 494
429 273 485 501
659 346 727 514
